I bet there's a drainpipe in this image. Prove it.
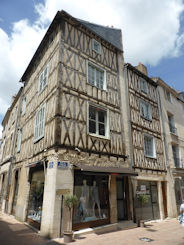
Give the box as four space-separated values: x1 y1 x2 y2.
5 86 24 213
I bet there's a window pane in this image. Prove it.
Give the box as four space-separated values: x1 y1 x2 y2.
88 65 95 86
89 121 96 134
98 110 105 123
144 136 153 156
96 69 104 89
99 123 105 136
89 107 96 120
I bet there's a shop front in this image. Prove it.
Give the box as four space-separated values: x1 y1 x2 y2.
73 170 109 230
27 163 45 230
135 181 160 221
73 165 137 230
174 176 184 211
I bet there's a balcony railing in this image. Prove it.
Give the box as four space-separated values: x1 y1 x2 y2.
169 123 177 135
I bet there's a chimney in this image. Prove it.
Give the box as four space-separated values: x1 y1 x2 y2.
136 62 148 76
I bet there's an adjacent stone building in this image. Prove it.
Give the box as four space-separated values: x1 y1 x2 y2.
153 77 184 217
0 11 136 238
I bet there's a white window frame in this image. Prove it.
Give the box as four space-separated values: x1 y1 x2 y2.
87 61 106 90
87 102 109 139
38 64 49 94
22 97 26 116
140 78 148 94
143 134 156 158
16 129 22 153
92 39 101 54
140 100 152 121
34 104 46 143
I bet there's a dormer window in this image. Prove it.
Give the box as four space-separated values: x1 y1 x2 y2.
92 39 101 54
140 78 148 94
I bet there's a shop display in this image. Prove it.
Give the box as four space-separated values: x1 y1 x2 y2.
73 172 109 226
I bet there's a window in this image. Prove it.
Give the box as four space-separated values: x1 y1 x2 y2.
168 114 177 134
88 105 109 138
140 78 148 94
172 145 181 168
38 65 49 94
34 104 46 142
92 39 101 54
16 129 22 153
87 62 106 90
143 134 156 158
140 101 152 120
22 97 26 115
165 89 172 102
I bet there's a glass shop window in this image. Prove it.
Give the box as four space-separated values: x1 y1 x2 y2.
27 170 44 229
73 172 109 226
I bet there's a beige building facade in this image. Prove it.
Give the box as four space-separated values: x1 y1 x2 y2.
0 11 136 238
154 78 184 217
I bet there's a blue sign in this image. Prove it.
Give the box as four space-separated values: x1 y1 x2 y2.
57 161 68 169
49 162 54 168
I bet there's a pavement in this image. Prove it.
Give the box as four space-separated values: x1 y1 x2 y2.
0 212 184 245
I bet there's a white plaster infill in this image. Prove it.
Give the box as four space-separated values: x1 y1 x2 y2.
74 220 137 238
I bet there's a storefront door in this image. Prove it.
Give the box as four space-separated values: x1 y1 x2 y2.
116 177 128 220
73 171 110 230
135 181 160 221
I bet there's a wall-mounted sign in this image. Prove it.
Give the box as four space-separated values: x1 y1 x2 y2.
49 162 54 168
56 189 70 195
57 161 68 169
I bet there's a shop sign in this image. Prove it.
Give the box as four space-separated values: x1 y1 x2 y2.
56 189 70 195
49 162 54 168
140 185 146 191
57 161 68 169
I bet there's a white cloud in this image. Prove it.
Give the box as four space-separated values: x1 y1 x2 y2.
0 0 184 134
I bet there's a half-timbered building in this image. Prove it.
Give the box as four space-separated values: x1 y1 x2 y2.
123 63 168 222
0 11 137 238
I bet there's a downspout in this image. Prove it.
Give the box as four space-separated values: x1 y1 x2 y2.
5 86 24 213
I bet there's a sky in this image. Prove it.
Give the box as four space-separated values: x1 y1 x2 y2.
0 0 184 137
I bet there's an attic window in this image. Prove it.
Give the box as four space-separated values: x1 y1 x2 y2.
92 39 101 54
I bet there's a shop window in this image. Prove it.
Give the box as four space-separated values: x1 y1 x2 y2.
88 105 109 138
87 62 106 90
73 172 109 229
27 169 44 230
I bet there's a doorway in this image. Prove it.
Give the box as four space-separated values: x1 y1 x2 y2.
116 177 129 221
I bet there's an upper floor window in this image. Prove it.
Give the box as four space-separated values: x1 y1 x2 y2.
165 89 172 103
143 134 156 158
87 62 106 90
38 64 49 94
92 39 101 54
140 78 148 94
172 144 181 168
168 114 177 135
140 100 152 120
16 129 22 153
22 97 26 116
34 104 46 142
88 104 109 138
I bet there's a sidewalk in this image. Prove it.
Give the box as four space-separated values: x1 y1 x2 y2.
0 212 184 245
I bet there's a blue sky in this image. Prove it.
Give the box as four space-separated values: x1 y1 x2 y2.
0 0 184 136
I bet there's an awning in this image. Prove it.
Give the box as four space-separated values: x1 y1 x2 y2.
25 160 44 168
74 164 138 176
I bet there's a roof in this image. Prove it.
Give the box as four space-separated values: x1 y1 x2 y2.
74 163 138 176
124 63 157 87
20 10 123 82
77 18 122 51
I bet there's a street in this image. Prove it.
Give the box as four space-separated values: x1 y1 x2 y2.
0 212 184 245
